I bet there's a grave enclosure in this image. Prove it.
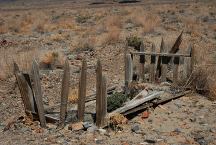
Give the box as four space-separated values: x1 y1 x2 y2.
14 32 195 128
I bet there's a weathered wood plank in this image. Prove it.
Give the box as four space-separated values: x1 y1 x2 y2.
131 52 190 57
139 42 145 82
32 60 46 127
101 75 107 126
96 59 103 127
173 56 180 83
150 44 156 83
58 59 70 128
161 43 168 82
185 45 192 78
78 59 87 121
16 73 35 113
109 91 164 115
156 38 165 79
125 54 133 94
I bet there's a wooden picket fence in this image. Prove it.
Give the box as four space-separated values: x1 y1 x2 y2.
14 59 107 128
125 34 195 93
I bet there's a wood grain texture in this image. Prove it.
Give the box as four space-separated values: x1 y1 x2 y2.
58 59 70 128
78 59 87 121
32 60 46 127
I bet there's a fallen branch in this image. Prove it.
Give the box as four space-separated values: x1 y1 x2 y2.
109 91 164 116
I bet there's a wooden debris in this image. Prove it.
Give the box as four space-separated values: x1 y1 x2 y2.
58 59 70 128
32 60 46 128
109 91 164 115
78 59 87 121
96 59 103 127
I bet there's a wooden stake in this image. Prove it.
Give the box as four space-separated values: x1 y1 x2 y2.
32 60 46 127
156 38 165 79
78 59 87 121
96 59 102 127
173 56 180 83
101 75 107 126
58 59 70 128
16 73 35 113
150 44 156 83
139 42 145 82
125 54 133 94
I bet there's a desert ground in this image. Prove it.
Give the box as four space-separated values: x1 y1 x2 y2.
0 0 216 145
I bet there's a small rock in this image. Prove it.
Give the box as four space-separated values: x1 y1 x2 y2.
131 124 139 132
144 139 156 144
82 122 93 130
95 139 103 144
141 111 149 119
87 125 98 133
98 128 106 135
174 128 181 133
68 122 84 131
190 118 196 122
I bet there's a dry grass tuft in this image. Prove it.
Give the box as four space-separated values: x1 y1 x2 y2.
102 26 121 45
40 51 59 65
68 88 78 103
0 48 37 80
187 66 216 101
49 33 65 42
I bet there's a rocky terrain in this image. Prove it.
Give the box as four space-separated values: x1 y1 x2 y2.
0 0 216 144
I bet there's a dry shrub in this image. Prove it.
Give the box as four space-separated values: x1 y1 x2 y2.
68 88 78 103
102 26 121 45
188 66 216 100
105 15 122 29
183 17 202 36
41 51 58 65
133 14 160 33
73 36 95 52
0 48 37 80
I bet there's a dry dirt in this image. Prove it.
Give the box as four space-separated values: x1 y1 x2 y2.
0 0 216 145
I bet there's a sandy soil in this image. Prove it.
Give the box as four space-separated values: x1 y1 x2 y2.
0 0 216 144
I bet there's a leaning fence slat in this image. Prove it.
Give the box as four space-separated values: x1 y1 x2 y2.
58 59 70 128
78 59 87 121
150 44 156 83
101 75 107 126
185 45 192 78
32 60 46 127
173 56 180 83
96 60 103 127
16 73 35 113
139 42 145 82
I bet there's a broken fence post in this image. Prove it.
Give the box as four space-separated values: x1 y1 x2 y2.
78 59 87 121
101 75 107 126
156 38 165 79
125 54 133 95
58 59 70 128
161 41 168 82
139 41 145 82
16 72 35 114
150 44 156 83
173 56 180 84
96 59 103 127
32 60 46 128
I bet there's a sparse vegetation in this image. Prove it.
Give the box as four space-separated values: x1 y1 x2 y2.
107 92 128 112
126 36 142 50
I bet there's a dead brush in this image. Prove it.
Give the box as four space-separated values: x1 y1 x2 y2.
102 26 121 45
68 87 78 103
184 66 216 100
